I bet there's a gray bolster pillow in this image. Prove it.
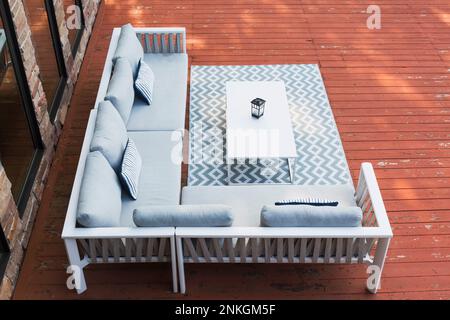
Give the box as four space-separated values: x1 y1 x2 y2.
261 205 362 227
133 204 234 227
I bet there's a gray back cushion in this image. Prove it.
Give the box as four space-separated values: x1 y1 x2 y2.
105 57 135 123
90 101 128 172
77 151 122 227
113 23 143 79
133 204 234 227
261 205 362 227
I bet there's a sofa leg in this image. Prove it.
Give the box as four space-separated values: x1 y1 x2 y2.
64 239 87 294
176 237 186 294
367 238 390 294
170 237 178 293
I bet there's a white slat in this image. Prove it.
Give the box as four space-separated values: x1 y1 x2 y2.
277 239 283 263
336 238 343 263
144 34 151 53
306 239 314 256
101 239 109 263
198 238 212 262
212 238 224 262
324 238 332 263
288 239 295 263
184 238 198 262
176 33 181 52
251 238 258 263
136 239 143 261
158 238 167 260
113 239 120 263
226 238 235 263
299 238 307 263
168 33 174 53
358 238 366 263
346 238 354 263
160 33 166 53
152 34 159 53
79 239 89 257
125 238 133 262
239 238 246 262
89 239 97 263
312 238 321 263
146 238 154 261
264 238 270 263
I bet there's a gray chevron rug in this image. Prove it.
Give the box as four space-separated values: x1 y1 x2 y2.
188 64 352 186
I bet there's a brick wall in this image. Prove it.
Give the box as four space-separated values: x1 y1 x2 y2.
0 0 101 299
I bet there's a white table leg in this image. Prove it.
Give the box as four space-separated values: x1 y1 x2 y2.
288 158 295 184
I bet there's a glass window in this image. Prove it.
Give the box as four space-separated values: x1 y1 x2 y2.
0 2 43 215
0 16 37 204
23 0 67 119
64 0 85 56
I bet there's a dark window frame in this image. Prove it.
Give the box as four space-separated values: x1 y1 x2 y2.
44 0 68 122
68 0 85 57
0 224 9 279
0 1 44 216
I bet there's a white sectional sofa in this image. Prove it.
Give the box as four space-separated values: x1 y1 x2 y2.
63 24 392 296
62 26 188 294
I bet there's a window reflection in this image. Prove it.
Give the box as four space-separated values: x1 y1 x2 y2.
0 17 36 203
23 0 65 114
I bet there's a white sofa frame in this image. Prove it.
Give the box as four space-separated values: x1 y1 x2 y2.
175 163 393 294
62 27 187 295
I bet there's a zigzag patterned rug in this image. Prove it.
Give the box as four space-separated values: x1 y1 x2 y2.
188 64 352 186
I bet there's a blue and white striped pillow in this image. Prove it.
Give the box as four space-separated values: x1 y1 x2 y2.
275 198 339 207
120 138 142 200
134 59 154 105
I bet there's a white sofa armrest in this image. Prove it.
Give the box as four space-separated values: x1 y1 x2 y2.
356 162 393 237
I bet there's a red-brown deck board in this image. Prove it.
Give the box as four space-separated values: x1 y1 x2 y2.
13 0 450 299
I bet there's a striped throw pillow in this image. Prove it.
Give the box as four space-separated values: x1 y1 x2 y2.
275 198 339 207
120 138 142 200
134 59 154 105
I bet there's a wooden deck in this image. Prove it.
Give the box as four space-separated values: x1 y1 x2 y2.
13 0 450 299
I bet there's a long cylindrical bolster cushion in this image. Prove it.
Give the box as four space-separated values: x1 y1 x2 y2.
261 205 363 227
133 204 234 227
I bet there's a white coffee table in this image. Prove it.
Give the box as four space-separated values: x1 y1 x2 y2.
225 81 298 184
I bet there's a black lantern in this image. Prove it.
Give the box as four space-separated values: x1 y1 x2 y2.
251 97 266 119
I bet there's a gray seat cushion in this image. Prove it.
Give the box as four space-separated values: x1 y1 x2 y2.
133 204 233 227
90 101 128 172
120 130 182 226
113 23 143 79
105 57 135 123
181 184 356 227
126 53 188 132
77 151 122 228
261 205 362 227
